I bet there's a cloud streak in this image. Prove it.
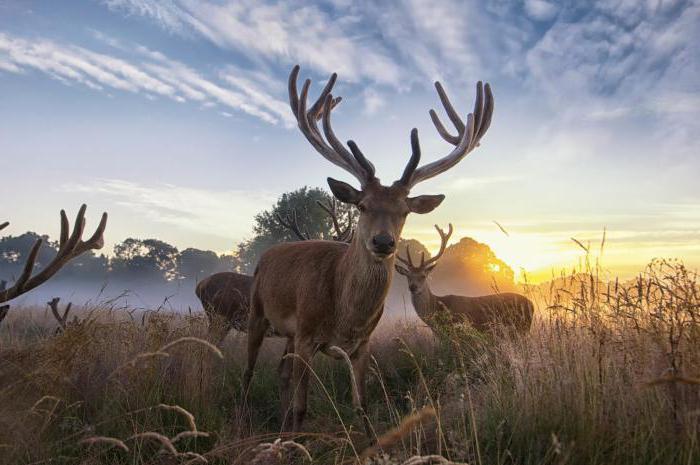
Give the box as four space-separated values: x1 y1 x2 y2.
0 32 293 125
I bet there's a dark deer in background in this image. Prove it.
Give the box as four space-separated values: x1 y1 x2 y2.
0 205 107 325
396 224 533 334
244 65 494 433
196 199 355 344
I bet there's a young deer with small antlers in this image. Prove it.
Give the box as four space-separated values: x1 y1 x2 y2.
396 225 533 334
196 199 354 344
0 205 107 325
244 65 494 433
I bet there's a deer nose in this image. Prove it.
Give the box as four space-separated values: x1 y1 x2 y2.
372 233 395 254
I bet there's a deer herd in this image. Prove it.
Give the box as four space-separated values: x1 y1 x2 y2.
1 65 534 434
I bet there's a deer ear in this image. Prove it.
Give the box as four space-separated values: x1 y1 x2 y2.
425 262 438 274
406 194 445 214
327 178 363 205
395 264 409 276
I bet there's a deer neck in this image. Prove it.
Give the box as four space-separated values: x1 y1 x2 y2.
335 237 393 333
410 283 438 323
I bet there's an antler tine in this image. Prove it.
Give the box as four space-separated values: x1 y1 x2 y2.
0 205 107 305
275 210 309 241
397 128 422 186
397 244 417 269
316 199 343 239
423 223 453 268
406 81 494 187
289 65 374 186
0 222 8 232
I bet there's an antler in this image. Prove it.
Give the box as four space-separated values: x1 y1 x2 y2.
0 205 108 304
397 224 453 271
275 210 310 241
289 65 376 187
316 199 354 243
397 81 494 188
47 297 73 332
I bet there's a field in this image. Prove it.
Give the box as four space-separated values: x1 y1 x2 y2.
1 259 698 465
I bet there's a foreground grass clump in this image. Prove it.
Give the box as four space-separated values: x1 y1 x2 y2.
0 259 698 464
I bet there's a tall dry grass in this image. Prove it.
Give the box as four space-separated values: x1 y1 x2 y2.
0 258 698 464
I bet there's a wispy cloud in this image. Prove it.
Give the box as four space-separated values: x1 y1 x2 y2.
103 0 403 86
0 32 291 125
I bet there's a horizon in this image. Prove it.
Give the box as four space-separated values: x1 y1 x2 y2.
1 0 699 284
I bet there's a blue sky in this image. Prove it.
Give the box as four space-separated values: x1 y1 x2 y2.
1 0 698 281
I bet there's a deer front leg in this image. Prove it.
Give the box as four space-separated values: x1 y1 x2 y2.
289 336 316 432
351 341 374 439
278 338 295 429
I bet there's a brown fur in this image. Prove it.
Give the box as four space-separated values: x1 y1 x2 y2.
195 272 252 343
420 290 534 333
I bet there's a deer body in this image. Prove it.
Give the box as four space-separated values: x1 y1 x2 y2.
244 65 494 433
196 272 253 343
410 286 533 333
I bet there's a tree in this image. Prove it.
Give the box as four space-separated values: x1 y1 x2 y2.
236 186 356 273
111 238 179 281
178 248 235 281
431 237 515 296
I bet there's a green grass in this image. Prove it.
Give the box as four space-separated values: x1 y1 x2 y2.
0 259 698 464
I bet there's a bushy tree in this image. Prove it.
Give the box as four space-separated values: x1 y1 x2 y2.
111 238 179 282
236 186 356 273
431 237 515 295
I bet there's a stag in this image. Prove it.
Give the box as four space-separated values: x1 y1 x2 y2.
396 225 533 334
0 206 107 324
244 65 494 432
196 199 355 344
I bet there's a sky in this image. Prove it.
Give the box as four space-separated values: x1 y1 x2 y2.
0 0 698 283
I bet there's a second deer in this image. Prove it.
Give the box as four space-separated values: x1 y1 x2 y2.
395 224 533 334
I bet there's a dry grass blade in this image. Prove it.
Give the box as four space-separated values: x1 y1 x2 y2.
179 451 209 463
159 336 224 360
251 438 312 464
129 432 178 455
30 395 61 413
158 403 197 431
571 237 589 253
360 406 437 459
79 436 129 452
402 455 467 465
108 351 170 379
493 220 509 236
172 431 210 443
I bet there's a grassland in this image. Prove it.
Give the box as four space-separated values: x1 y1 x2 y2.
0 258 698 465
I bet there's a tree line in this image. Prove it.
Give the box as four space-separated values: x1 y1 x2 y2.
1 187 514 295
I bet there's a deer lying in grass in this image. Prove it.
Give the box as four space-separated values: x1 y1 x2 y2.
196 199 355 344
244 65 494 433
0 205 107 325
395 224 533 334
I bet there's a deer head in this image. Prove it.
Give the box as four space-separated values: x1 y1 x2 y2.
395 224 453 293
289 66 493 261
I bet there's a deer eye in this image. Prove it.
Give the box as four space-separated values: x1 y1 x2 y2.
357 204 367 213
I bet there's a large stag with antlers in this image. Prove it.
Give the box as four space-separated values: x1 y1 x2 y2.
396 225 533 334
243 65 494 433
196 199 355 344
0 205 107 324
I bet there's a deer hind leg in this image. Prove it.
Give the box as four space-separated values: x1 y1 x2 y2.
278 338 295 429
289 336 316 432
242 294 268 397
351 341 374 439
